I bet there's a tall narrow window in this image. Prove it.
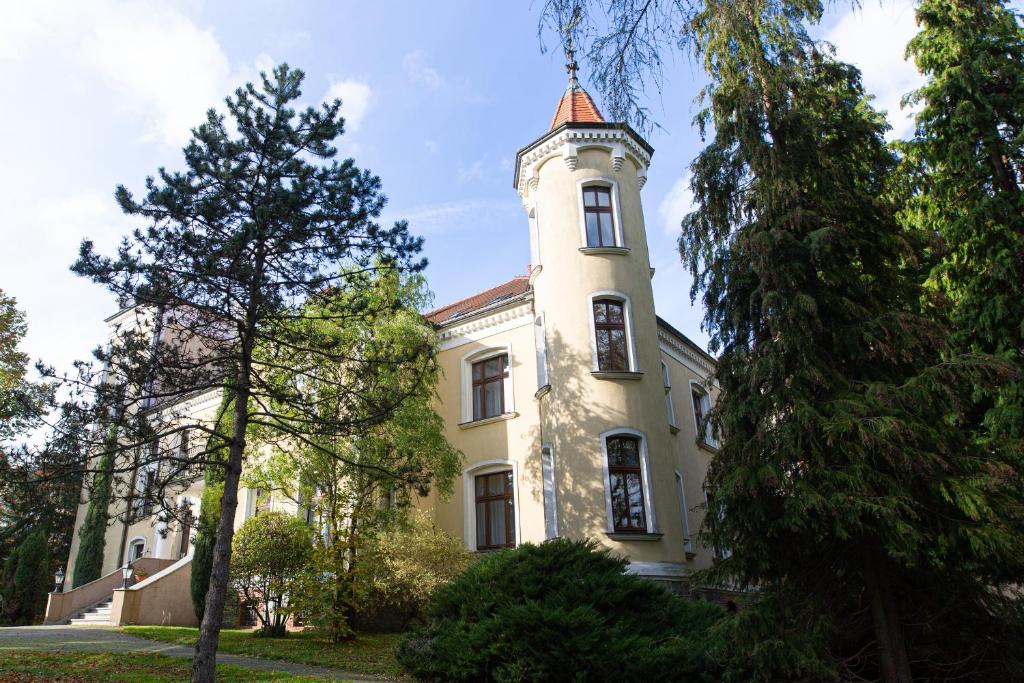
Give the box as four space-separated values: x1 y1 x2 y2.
692 387 717 447
583 186 615 247
475 471 515 549
606 435 647 532
662 361 677 429
472 354 508 420
594 299 628 371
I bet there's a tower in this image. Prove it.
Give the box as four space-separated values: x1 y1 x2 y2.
514 59 691 569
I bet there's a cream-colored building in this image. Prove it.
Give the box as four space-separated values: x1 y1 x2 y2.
49 75 719 626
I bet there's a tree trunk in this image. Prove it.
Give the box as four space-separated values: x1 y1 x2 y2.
862 545 913 683
190 379 249 682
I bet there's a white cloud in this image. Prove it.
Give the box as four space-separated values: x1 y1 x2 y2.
658 174 695 237
325 79 374 133
403 51 445 89
458 158 486 184
823 0 923 139
384 199 519 235
0 0 245 147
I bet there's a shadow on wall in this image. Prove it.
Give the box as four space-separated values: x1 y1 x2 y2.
519 328 618 551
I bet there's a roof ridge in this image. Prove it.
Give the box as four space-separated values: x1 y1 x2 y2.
424 275 529 321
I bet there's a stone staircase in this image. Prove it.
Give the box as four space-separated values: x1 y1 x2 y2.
68 596 113 626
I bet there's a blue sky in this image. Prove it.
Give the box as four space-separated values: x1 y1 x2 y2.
0 0 951 376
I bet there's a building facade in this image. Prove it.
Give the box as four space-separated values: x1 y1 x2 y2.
51 74 719 626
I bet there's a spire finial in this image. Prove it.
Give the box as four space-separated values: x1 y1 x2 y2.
562 5 582 88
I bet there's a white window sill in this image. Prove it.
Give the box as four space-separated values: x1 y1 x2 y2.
606 532 664 542
591 371 643 381
458 412 519 429
579 246 630 256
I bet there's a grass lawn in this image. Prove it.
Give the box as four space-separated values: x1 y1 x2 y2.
0 650 326 682
122 626 409 680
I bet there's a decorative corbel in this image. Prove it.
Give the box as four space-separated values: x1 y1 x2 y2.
611 142 626 172
562 142 579 171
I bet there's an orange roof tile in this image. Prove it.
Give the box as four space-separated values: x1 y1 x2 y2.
550 83 605 130
425 276 530 325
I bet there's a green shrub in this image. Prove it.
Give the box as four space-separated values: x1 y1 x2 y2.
357 510 471 629
2 528 50 625
396 538 725 682
230 511 312 637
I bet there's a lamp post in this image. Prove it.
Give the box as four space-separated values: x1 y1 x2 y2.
121 561 134 589
53 566 65 593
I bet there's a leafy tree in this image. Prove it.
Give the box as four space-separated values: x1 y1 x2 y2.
246 268 460 641
229 511 312 637
0 289 45 441
1 528 50 625
397 538 726 682
60 64 426 682
902 0 1024 440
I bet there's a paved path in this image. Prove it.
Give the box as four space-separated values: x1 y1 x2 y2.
0 625 393 682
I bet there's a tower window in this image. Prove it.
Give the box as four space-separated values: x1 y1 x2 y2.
593 299 628 371
691 386 718 447
606 435 647 532
472 354 508 420
583 186 616 247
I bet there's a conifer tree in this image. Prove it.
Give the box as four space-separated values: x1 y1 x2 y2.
903 0 1024 440
70 440 114 588
677 1 1024 680
66 64 427 682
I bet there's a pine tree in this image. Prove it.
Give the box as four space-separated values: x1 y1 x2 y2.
678 1 1024 680
68 64 427 682
903 0 1024 440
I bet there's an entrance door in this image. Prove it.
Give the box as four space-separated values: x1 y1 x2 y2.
177 512 192 558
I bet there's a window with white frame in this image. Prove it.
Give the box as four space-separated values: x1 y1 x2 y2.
662 361 678 430
461 348 515 423
691 384 718 447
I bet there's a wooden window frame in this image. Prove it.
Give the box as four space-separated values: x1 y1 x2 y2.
471 354 508 421
593 299 629 372
583 186 616 247
474 471 515 550
606 435 648 533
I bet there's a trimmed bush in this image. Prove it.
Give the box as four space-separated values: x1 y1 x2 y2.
396 538 725 682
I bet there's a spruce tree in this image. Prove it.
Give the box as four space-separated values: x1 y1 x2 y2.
903 0 1024 440
678 1 1024 680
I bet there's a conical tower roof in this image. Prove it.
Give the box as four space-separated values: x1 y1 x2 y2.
549 79 605 130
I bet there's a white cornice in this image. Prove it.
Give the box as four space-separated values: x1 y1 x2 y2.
516 127 653 202
438 302 534 351
658 328 715 379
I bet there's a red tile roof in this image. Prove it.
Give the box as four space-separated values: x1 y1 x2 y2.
550 83 605 130
425 276 530 325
